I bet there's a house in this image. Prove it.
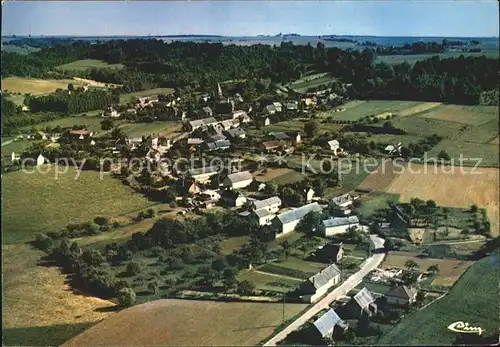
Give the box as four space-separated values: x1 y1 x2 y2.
187 138 205 146
286 101 298 111
328 140 340 155
225 128 246 139
69 129 93 140
265 104 277 115
323 216 360 237
232 110 247 120
90 139 96 146
151 135 171 153
313 242 344 263
263 117 271 126
174 178 202 196
301 95 318 107
126 137 143 150
197 189 221 202
34 131 48 140
270 132 291 141
203 139 231 151
188 117 218 131
273 102 283 113
202 106 213 117
313 309 348 339
274 202 322 237
304 188 315 202
239 113 252 123
251 196 282 214
36 153 47 166
351 287 378 317
187 166 220 184
103 106 119 118
253 208 276 226
385 285 418 306
288 131 302 144
299 263 341 302
220 120 234 131
221 190 247 207
331 193 357 215
50 134 61 143
10 151 20 162
261 140 283 153
210 134 227 142
222 171 253 190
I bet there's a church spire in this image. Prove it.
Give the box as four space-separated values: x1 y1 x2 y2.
217 82 223 98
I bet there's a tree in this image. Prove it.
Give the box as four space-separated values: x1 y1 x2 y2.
101 118 114 131
437 150 450 161
404 259 419 271
94 216 109 226
401 270 419 286
147 279 160 295
427 264 440 276
117 287 136 307
297 211 325 237
67 83 74 91
237 280 255 296
126 261 142 276
222 269 237 292
304 120 319 138
280 240 292 259
470 204 478 213
384 238 395 251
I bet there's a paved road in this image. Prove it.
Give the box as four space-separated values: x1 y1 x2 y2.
1 140 13 147
264 234 386 346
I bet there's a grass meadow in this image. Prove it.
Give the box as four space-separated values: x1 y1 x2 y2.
317 100 422 121
2 77 76 95
119 88 175 104
56 59 124 71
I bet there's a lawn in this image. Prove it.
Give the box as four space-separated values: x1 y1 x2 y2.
317 100 422 122
118 121 182 138
259 259 327 279
2 77 76 95
57 59 124 71
237 270 303 293
381 251 473 286
378 256 498 344
357 192 400 219
1 137 33 154
2 168 156 244
417 104 498 126
63 299 308 346
5 93 26 106
119 88 175 104
269 169 307 185
219 235 250 255
426 139 499 167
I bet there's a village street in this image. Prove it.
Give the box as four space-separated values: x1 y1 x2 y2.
264 234 386 346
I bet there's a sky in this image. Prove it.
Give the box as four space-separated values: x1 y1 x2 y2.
2 1 499 37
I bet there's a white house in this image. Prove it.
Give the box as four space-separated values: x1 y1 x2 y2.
385 285 418 306
322 216 360 237
265 104 277 115
304 188 315 202
221 190 247 207
273 102 283 113
274 202 322 237
222 171 253 190
36 154 47 166
187 166 219 184
328 140 340 155
253 208 276 226
313 309 348 339
198 189 221 202
299 263 342 303
232 110 247 120
251 196 282 214
225 128 246 139
331 193 357 215
103 106 120 118
11 152 20 162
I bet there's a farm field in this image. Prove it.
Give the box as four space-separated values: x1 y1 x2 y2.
237 270 303 293
2 244 115 346
63 299 308 346
1 44 41 54
5 93 26 106
2 77 76 95
317 100 422 121
290 74 337 92
269 169 307 185
417 104 498 126
2 168 156 244
456 119 498 143
119 88 175 104
396 102 442 117
390 116 464 139
377 50 500 65
20 114 105 133
378 256 498 344
427 140 499 167
1 137 33 154
253 168 295 182
382 251 473 286
118 121 182 138
57 59 124 71
383 164 499 236
351 133 426 147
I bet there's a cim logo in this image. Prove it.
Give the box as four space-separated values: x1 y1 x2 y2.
447 321 485 335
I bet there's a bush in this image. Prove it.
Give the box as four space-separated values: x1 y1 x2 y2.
126 261 143 276
117 288 136 307
35 233 53 251
94 216 109 226
237 280 255 295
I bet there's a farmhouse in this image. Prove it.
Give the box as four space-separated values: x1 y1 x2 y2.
225 128 246 139
313 309 348 339
221 190 247 207
331 193 357 215
286 101 298 111
274 202 322 237
385 285 418 306
210 134 227 142
251 196 282 214
204 139 231 151
273 102 283 113
103 106 119 118
188 117 218 131
151 135 172 152
222 171 253 190
299 263 341 303
323 216 360 237
10 152 20 162
313 242 344 263
253 208 276 226
261 140 283 153
304 188 315 202
187 166 220 184
351 287 378 317
232 110 247 120
68 129 93 140
173 178 202 196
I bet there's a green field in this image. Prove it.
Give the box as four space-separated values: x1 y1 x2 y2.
427 140 499 167
2 44 41 55
5 93 26 106
456 119 499 144
2 168 155 244
118 121 182 137
119 88 175 104
378 51 500 65
357 192 400 219
1 137 32 154
269 169 307 185
237 270 303 293
19 114 105 133
318 100 422 121
290 73 337 92
390 116 464 139
57 59 124 71
418 105 498 126
378 256 498 345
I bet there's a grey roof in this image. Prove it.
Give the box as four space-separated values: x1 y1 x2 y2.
277 202 322 225
254 208 273 218
253 196 282 210
354 288 375 310
214 139 231 149
386 285 417 299
187 138 204 145
226 128 246 138
308 263 341 289
313 309 347 337
331 193 354 206
226 171 253 184
189 117 217 128
323 216 359 228
266 104 277 111
271 132 291 140
202 106 213 114
188 166 219 176
211 134 227 142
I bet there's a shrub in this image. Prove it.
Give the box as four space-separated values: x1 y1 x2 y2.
126 261 142 276
117 288 136 307
35 233 53 251
237 280 255 296
94 216 109 226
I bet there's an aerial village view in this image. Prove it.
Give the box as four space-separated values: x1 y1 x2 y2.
1 1 499 346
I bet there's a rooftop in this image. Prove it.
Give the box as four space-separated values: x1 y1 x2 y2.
308 263 341 289
277 202 322 225
252 196 282 210
313 309 348 337
225 171 253 184
323 216 359 228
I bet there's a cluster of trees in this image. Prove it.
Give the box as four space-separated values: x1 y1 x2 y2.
28 89 117 114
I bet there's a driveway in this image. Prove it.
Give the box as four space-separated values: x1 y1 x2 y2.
264 234 385 346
